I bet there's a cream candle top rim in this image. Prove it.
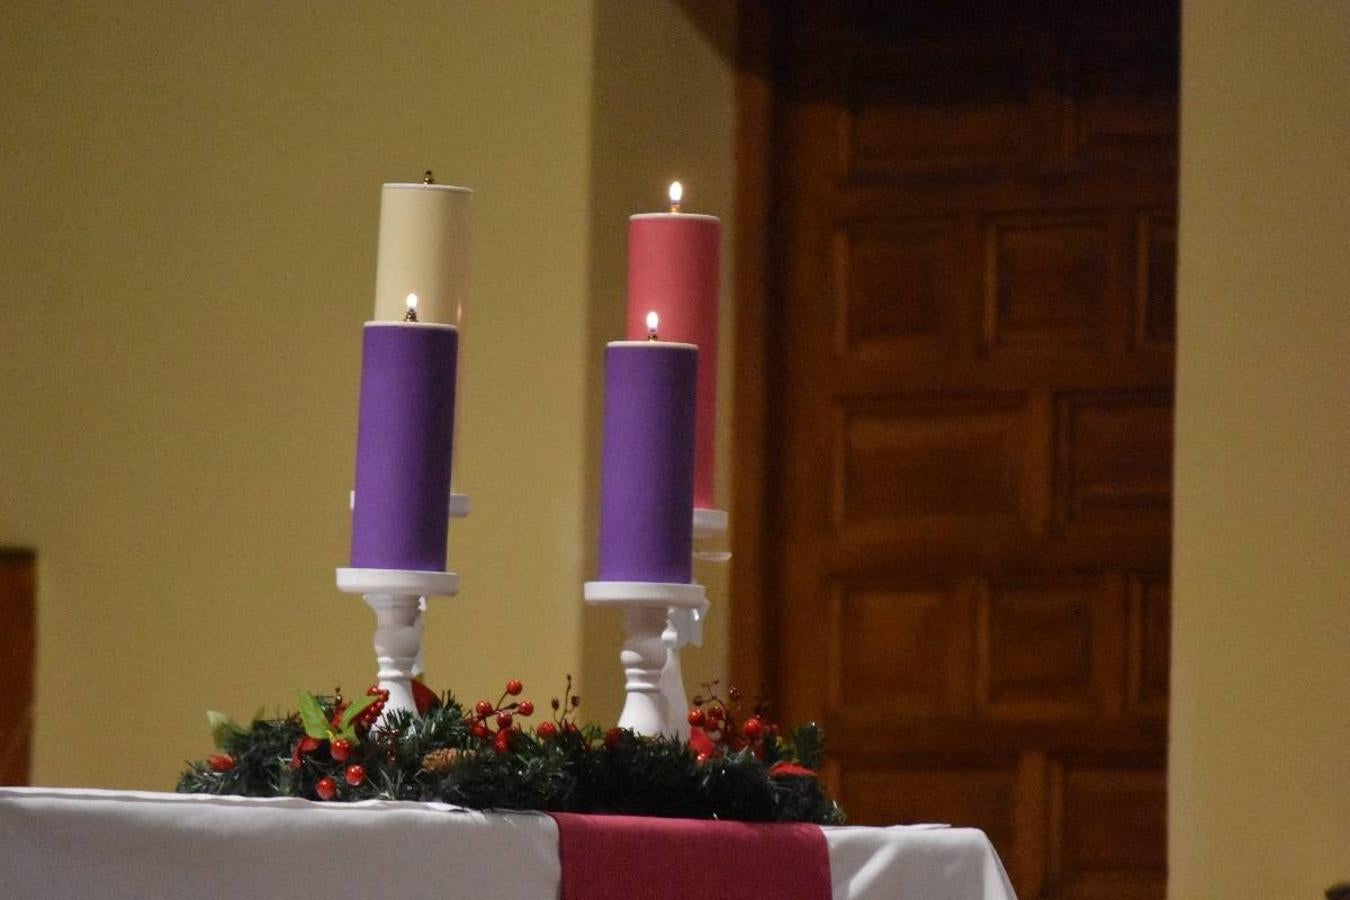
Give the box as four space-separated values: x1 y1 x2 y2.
382 183 473 194
606 340 698 350
629 212 719 222
363 321 460 332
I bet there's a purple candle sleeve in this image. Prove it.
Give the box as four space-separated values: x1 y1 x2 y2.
350 322 458 571
598 341 697 583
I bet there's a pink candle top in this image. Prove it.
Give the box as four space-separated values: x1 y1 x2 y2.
626 210 721 509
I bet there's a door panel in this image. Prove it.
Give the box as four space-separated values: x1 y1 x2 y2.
758 4 1177 897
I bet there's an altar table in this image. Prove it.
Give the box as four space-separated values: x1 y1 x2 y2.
0 787 1016 899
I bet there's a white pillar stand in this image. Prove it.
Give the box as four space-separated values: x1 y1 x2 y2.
336 567 458 725
350 491 468 676
584 581 708 736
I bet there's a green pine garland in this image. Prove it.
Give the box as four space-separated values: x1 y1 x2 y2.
177 690 844 825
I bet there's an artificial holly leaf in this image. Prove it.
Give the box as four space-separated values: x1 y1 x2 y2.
339 694 381 733
297 691 331 740
207 710 243 750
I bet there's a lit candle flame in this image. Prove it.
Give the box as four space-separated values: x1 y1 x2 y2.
668 181 683 213
404 292 419 322
646 310 659 340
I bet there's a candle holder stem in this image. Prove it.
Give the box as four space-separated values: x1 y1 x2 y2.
584 581 707 736
337 567 459 727
657 601 708 740
365 592 423 721
619 606 669 733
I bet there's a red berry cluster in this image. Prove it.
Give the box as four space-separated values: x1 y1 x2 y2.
687 682 773 764
325 684 389 735
536 674 583 741
355 685 390 729
465 679 536 754
313 762 368 801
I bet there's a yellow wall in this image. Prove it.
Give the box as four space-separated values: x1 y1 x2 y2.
0 1 734 788
580 0 737 725
1171 1 1350 895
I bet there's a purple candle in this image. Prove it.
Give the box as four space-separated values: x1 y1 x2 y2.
350 321 458 571
598 339 697 583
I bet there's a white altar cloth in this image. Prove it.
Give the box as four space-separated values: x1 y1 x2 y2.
0 787 1016 899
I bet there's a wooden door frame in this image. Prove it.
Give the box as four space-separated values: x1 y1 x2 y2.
728 0 777 702
1 548 36 785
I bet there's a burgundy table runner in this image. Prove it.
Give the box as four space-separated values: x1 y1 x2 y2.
550 812 832 900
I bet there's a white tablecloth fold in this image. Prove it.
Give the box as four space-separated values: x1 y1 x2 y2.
0 787 1016 900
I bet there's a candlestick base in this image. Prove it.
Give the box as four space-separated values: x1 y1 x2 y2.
336 567 459 725
584 581 707 736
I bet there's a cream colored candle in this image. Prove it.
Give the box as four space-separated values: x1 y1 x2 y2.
373 177 471 325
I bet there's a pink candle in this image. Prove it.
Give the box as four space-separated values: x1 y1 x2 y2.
626 183 721 510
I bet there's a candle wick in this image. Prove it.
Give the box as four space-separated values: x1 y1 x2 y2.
647 329 658 341
404 306 419 323
422 170 435 184
669 201 681 213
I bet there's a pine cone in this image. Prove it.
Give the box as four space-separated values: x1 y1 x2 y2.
421 748 461 774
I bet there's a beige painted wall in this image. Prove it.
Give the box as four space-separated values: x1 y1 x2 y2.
580 0 737 726
0 1 734 788
1171 1 1350 896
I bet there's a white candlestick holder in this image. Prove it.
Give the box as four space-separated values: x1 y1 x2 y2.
583 581 708 736
692 507 730 562
336 567 458 724
350 490 468 677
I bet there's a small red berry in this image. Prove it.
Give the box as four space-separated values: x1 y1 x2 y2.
330 739 351 762
496 711 513 729
474 700 494 718
604 727 625 749
470 723 490 740
493 730 512 754
742 717 764 740
207 754 235 772
344 764 366 787
505 679 523 696
517 700 534 716
536 721 558 740
316 777 337 800
687 708 706 727
706 706 725 722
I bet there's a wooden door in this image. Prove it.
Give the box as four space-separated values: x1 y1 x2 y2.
0 550 35 785
737 4 1176 898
